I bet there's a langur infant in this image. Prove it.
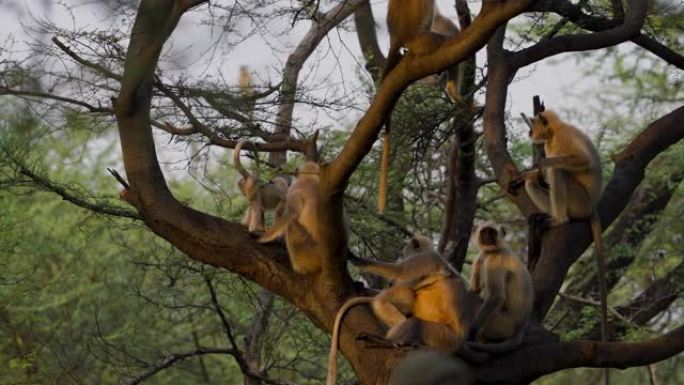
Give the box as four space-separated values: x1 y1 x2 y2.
326 235 470 385
468 223 533 352
258 161 321 274
234 140 288 233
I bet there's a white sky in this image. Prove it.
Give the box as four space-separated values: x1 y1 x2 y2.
0 0 604 160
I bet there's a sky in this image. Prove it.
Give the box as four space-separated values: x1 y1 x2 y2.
0 0 607 178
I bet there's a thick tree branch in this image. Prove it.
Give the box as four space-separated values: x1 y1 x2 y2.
473 325 684 384
113 0 305 309
353 0 385 82
534 0 684 69
569 162 683 297
327 1 533 192
510 0 646 68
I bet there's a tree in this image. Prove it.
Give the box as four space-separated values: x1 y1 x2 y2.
0 0 682 384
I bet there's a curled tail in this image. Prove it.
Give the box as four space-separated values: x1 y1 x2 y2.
590 211 610 385
233 139 250 178
326 297 374 385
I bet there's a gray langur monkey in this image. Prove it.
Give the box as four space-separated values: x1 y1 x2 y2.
257 161 321 274
234 140 288 233
378 1 461 213
326 235 470 385
513 108 609 383
467 222 533 353
513 109 608 352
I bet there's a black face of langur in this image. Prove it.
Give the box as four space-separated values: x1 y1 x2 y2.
477 224 505 252
529 112 551 144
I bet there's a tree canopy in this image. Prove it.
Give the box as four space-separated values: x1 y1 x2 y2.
0 1 682 384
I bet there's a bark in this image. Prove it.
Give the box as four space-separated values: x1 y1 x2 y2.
438 0 478 271
471 325 684 384
353 0 385 82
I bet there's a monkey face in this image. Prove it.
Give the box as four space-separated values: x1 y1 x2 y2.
530 112 551 144
476 223 506 251
402 234 433 255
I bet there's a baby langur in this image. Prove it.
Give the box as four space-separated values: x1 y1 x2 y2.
234 140 288 233
514 109 608 353
258 161 321 274
326 235 469 385
468 223 533 353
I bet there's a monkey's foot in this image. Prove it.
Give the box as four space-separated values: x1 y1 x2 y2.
507 177 525 195
356 333 416 350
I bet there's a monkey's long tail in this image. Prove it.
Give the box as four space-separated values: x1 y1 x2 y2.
233 139 250 178
378 119 390 213
591 211 610 385
326 297 374 385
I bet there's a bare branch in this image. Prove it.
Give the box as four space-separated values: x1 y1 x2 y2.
10 160 140 220
271 0 366 165
353 0 385 81
474 325 684 384
535 0 684 69
511 0 646 68
203 276 287 385
0 87 112 113
125 347 238 385
52 37 122 81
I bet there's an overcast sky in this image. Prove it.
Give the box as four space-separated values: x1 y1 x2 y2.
0 0 593 137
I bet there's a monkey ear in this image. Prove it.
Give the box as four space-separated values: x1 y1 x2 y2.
411 237 420 249
540 113 548 127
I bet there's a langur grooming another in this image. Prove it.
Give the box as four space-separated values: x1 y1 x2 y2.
326 235 470 385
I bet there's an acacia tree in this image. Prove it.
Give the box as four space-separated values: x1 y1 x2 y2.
1 0 683 384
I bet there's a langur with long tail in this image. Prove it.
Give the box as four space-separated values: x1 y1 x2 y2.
378 2 460 212
511 108 609 382
234 140 288 233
